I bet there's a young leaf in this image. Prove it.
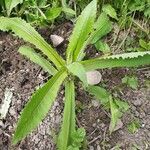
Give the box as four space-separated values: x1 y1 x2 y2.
19 46 57 75
45 7 62 20
12 68 67 145
102 4 118 20
109 98 129 133
81 52 150 71
94 40 111 54
62 7 76 15
87 85 110 105
67 62 87 87
57 80 76 150
91 12 112 44
66 0 97 64
114 99 129 113
139 39 150 50
0 17 65 69
127 119 141 134
122 76 138 90
109 98 122 133
74 12 112 61
67 128 86 149
5 0 23 16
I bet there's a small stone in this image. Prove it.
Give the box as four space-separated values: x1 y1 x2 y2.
133 99 142 106
9 108 16 116
89 146 94 150
92 123 96 127
86 71 102 85
92 100 100 107
97 145 101 150
50 34 64 47
114 120 123 131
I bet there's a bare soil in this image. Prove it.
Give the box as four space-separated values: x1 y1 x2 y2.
0 23 150 150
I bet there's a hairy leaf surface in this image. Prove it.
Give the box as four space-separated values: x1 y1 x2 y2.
19 46 57 75
81 52 150 71
13 68 67 144
66 0 97 63
0 17 65 69
57 80 75 150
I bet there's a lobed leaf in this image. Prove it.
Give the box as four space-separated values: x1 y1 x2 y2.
19 46 57 75
0 17 65 69
12 68 67 145
66 0 97 64
81 52 150 71
57 80 76 150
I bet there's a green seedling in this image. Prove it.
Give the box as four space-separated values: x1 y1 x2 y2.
0 0 150 149
127 119 141 134
122 75 138 90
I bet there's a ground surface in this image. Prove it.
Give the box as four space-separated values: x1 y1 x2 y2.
0 23 150 150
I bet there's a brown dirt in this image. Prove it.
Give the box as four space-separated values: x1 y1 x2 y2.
0 23 150 150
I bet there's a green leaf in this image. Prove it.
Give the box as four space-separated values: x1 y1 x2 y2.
12 68 67 145
81 52 150 71
66 0 97 64
139 39 150 50
57 80 76 150
109 98 129 133
0 17 65 69
114 99 129 113
62 7 76 15
102 4 118 20
67 128 86 149
67 62 87 87
45 7 62 20
87 85 110 105
94 40 111 54
122 76 138 90
91 12 112 44
19 46 57 75
37 0 47 7
109 98 122 133
127 119 141 134
5 0 23 16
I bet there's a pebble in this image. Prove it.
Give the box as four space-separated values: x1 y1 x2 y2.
92 100 100 107
50 34 64 47
133 99 142 106
9 108 16 116
86 71 102 85
89 146 94 150
97 145 101 150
